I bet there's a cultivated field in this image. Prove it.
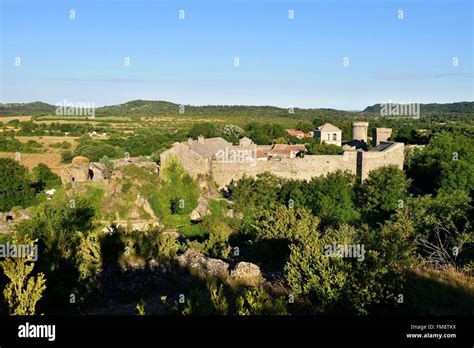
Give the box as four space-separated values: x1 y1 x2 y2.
0 116 32 123
0 151 63 173
15 136 80 149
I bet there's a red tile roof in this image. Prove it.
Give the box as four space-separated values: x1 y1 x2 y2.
286 129 312 138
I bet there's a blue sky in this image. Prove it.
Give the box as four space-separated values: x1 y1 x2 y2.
1 0 472 110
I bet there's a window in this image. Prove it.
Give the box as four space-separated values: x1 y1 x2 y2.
327 134 330 140
333 133 337 140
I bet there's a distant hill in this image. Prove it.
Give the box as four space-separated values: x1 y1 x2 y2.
0 99 351 119
0 102 56 116
95 100 349 119
1 99 473 118
363 102 474 114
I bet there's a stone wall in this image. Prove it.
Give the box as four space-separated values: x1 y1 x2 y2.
372 128 393 146
160 143 210 177
360 142 404 180
160 141 405 188
211 152 358 187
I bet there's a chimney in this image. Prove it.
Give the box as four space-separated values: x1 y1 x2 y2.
197 135 204 144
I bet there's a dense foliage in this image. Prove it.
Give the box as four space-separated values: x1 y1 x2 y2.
0 159 35 211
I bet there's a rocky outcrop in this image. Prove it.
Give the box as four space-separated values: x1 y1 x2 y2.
176 248 262 287
227 209 243 219
190 197 209 221
135 194 156 219
0 209 31 233
177 248 229 278
229 262 263 287
102 221 163 233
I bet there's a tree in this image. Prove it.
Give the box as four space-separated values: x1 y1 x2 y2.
304 171 360 228
74 143 123 162
99 155 114 179
278 180 308 209
306 143 343 155
0 236 46 315
188 123 218 139
227 172 283 221
61 150 74 163
253 205 319 266
222 124 244 138
285 214 416 314
0 158 35 211
295 122 314 133
16 194 98 310
394 125 420 144
284 226 352 311
31 163 61 191
255 205 319 243
358 165 409 225
407 132 474 195
312 118 323 128
406 191 472 268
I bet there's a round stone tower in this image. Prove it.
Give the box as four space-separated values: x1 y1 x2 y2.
352 121 369 143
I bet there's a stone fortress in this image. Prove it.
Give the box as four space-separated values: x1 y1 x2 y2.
160 122 404 188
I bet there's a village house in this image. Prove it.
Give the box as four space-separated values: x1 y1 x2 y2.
314 123 342 147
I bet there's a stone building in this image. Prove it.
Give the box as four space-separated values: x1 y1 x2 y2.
352 121 369 143
160 129 404 188
372 128 393 146
315 123 342 147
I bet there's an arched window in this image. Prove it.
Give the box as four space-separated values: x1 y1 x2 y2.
333 133 337 140
327 134 330 140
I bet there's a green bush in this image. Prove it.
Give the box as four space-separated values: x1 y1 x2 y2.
31 163 61 191
61 150 74 163
150 157 199 227
0 159 35 212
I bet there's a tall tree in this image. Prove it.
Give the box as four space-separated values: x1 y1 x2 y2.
0 158 35 211
358 165 409 225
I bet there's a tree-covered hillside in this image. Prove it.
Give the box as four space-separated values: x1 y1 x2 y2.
2 100 473 120
364 101 474 115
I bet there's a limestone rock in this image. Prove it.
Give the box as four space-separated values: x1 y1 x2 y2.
227 209 243 219
176 249 262 287
177 248 230 278
190 197 209 221
229 262 262 287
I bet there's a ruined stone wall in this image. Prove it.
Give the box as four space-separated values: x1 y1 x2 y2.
210 152 358 187
360 143 404 180
160 144 209 177
160 142 405 188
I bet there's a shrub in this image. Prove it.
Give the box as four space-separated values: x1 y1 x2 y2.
61 150 74 163
0 235 46 315
0 159 35 211
31 163 61 191
235 287 287 315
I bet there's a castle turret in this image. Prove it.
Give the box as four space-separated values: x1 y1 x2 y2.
372 128 392 146
352 121 369 143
